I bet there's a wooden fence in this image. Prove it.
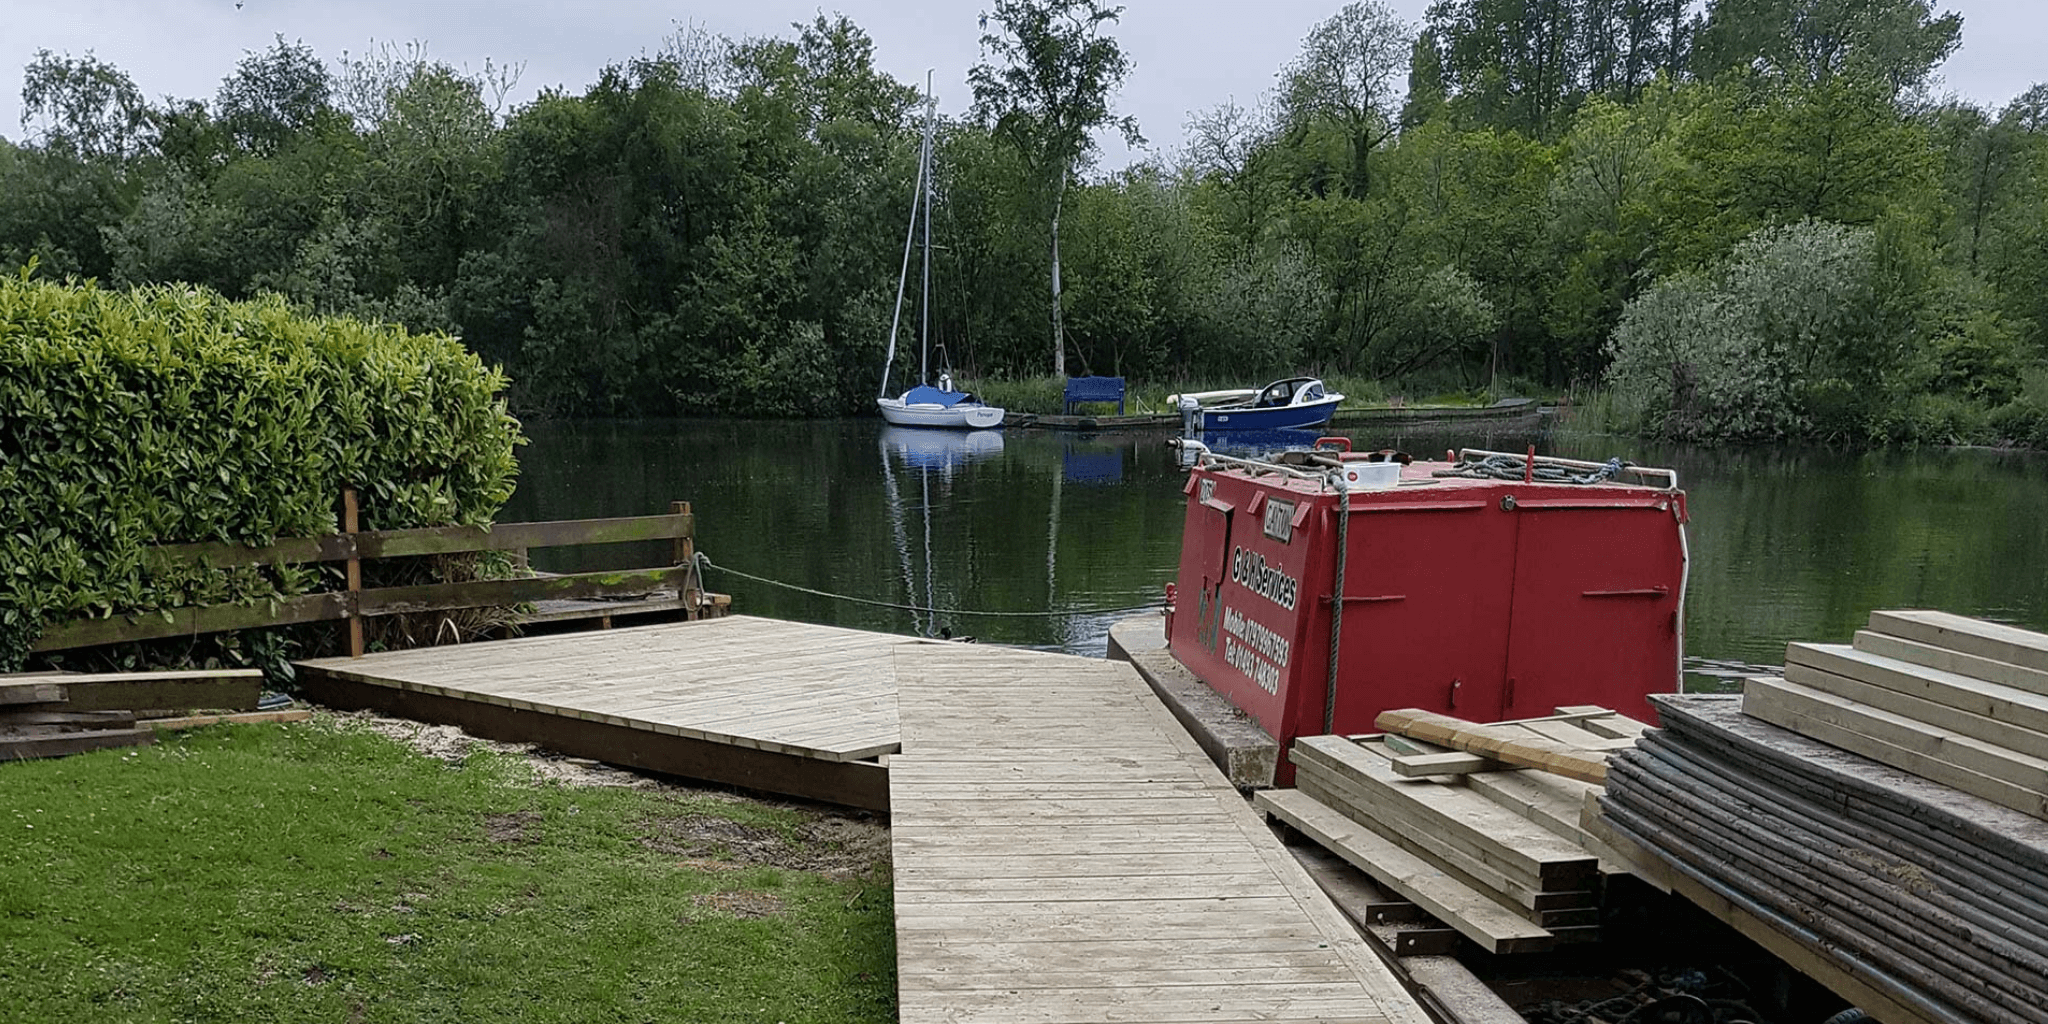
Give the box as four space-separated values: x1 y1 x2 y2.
34 493 710 658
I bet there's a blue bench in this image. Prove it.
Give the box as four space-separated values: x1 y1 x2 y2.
1062 376 1126 415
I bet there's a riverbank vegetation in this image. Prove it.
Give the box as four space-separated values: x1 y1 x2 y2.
2 0 2042 445
0 715 895 1022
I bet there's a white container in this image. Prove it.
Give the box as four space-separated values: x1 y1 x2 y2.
1340 461 1403 491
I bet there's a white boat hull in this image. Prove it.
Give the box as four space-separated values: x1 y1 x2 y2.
878 398 1006 429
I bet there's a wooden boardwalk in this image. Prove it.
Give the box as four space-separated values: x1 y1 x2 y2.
891 643 1425 1024
298 617 1428 1022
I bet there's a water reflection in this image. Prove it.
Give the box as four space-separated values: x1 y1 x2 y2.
880 427 1004 473
503 418 2048 667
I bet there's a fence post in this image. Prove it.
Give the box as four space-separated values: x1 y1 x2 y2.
344 488 364 658
672 500 698 621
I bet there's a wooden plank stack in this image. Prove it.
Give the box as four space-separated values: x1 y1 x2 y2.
1593 610 2048 1024
1753 609 2048 819
1256 707 1647 954
1 669 297 760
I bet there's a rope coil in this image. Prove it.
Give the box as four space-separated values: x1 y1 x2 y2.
1432 452 1630 485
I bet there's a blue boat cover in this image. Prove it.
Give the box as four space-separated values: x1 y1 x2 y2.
901 385 970 407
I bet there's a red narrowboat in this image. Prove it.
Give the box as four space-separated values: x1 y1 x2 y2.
1165 444 1689 785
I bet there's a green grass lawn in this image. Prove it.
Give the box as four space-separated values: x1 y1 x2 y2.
0 716 896 1023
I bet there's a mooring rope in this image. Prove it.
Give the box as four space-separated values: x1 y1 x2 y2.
694 553 1167 620
1324 472 1348 734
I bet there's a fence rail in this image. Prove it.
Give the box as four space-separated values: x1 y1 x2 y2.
34 493 705 657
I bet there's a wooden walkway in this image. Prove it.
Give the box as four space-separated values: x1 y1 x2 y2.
298 617 1429 1022
891 643 1425 1024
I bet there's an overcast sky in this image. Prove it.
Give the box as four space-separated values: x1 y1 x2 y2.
4 0 2042 166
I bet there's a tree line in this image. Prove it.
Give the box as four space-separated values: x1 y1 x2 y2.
3 0 2044 443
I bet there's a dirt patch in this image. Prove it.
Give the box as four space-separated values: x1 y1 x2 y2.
322 708 673 789
485 810 541 843
687 891 786 920
640 811 889 880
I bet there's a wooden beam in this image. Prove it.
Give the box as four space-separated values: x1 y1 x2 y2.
1853 630 2048 700
146 513 697 568
1294 737 1599 890
1 670 263 714
0 681 66 706
1869 610 2048 676
33 593 346 652
357 567 689 618
344 487 364 659
1390 751 1513 777
0 710 137 730
141 709 312 730
0 727 155 760
1375 709 1609 784
1783 647 2048 759
1742 676 2048 819
1255 789 1555 955
299 670 889 812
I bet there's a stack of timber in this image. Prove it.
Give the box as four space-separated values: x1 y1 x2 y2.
1592 610 2048 1024
1257 706 1649 955
1 669 304 760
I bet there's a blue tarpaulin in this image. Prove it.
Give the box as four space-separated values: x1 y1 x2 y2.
901 385 970 407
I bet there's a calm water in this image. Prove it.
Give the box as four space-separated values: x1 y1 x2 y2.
503 418 2048 690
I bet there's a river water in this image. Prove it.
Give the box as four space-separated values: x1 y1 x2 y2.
503 418 2048 691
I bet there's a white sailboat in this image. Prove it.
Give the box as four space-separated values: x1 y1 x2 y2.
877 82 1004 431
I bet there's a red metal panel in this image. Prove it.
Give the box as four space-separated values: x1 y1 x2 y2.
1499 504 1684 724
1169 469 1321 744
1326 498 1517 737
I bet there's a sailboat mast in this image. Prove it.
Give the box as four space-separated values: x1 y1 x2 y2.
919 73 935 387
880 90 934 400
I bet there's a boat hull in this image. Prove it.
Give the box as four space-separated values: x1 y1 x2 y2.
1198 397 1341 431
878 398 1005 430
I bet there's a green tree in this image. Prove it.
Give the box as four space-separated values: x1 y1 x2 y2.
1278 2 1414 198
216 36 339 156
1693 0 1962 94
969 0 1142 378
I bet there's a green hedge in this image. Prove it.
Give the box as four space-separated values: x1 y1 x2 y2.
0 270 522 669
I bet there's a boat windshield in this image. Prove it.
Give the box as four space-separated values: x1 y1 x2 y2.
1300 382 1324 401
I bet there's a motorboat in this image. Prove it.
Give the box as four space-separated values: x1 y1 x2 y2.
1170 377 1342 431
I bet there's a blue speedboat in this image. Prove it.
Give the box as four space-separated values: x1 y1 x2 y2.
1170 377 1344 431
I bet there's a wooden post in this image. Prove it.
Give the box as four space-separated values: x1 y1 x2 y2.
344 488 364 658
672 501 698 620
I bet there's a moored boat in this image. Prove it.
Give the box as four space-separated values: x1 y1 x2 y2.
875 80 1003 431
1161 443 1688 785
878 382 1005 429
1170 376 1342 431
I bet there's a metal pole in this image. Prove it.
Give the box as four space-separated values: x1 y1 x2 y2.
919 73 935 387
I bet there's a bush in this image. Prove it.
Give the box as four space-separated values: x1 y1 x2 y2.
0 270 522 668
1606 220 1882 441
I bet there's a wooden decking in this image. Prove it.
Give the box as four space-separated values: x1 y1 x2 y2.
296 617 1427 1023
891 643 1425 1024
297 615 921 808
